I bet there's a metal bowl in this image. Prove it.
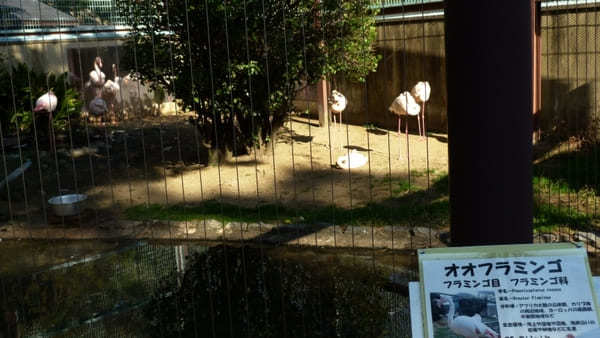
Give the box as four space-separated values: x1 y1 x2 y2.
48 194 87 217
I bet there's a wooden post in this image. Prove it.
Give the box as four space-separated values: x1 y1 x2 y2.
317 79 329 127
446 0 533 246
533 0 542 143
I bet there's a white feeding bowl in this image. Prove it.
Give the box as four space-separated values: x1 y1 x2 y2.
48 194 87 216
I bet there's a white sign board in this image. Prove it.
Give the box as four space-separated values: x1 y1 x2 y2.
418 243 600 338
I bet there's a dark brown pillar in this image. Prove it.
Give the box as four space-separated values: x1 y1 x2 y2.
446 0 533 245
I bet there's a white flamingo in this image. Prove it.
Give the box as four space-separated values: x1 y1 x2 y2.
102 64 121 123
88 57 106 88
336 149 367 169
389 91 420 158
33 91 58 152
438 295 498 338
103 64 120 97
328 89 347 150
411 81 431 138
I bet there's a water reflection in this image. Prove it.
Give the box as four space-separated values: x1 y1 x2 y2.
0 241 414 337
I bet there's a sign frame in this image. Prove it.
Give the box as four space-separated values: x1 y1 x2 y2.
418 242 600 338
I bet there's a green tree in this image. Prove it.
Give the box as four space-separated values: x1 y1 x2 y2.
117 0 379 155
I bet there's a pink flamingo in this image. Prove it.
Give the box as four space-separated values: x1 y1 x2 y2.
33 91 58 152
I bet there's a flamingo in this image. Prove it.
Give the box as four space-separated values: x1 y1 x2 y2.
328 89 347 149
437 295 499 338
103 64 120 97
88 97 108 125
88 57 106 88
33 91 58 152
411 81 431 139
102 64 121 123
336 149 368 169
389 91 421 158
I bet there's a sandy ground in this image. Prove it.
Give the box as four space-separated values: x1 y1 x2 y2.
83 115 450 210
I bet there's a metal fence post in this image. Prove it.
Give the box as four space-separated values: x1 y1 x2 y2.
445 0 534 245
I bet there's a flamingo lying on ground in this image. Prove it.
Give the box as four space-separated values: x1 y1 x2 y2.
336 149 367 169
33 91 58 152
411 81 431 139
437 295 498 338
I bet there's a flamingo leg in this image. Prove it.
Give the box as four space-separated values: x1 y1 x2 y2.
422 103 427 140
417 114 422 138
398 117 401 159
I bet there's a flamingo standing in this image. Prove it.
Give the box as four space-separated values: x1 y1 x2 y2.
411 81 431 139
389 91 421 158
88 56 106 88
438 295 499 338
328 90 347 150
102 64 121 123
33 91 58 153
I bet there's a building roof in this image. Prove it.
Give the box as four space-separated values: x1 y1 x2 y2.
0 0 78 29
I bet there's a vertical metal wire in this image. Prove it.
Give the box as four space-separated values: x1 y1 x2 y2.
162 2 185 337
593 4 600 217
164 0 189 236
260 1 289 335
71 0 100 228
401 1 412 195
223 2 251 335
18 0 49 229
6 58 32 228
299 15 318 247
34 2 64 227
203 0 235 336
128 0 151 208
0 120 13 222
299 10 324 333
281 2 301 246
320 0 337 248
575 0 580 223
241 0 272 330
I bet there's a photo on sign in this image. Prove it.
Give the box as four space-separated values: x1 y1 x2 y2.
430 291 500 337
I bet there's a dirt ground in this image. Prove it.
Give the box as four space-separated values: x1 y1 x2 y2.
86 115 449 209
0 114 450 230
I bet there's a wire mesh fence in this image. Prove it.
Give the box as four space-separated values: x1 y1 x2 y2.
0 0 599 337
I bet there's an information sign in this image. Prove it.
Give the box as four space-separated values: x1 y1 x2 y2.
418 243 600 338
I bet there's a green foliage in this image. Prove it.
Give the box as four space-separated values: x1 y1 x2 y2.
116 0 379 152
143 245 388 337
0 59 82 135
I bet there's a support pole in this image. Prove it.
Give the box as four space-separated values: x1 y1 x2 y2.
446 0 533 245
317 78 329 127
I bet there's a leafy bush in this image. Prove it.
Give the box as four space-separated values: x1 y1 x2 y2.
143 245 388 337
117 0 379 153
0 59 82 135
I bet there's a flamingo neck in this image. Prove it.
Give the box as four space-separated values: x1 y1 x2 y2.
446 298 455 326
94 62 101 75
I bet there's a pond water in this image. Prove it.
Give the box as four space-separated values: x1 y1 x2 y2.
0 240 416 337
